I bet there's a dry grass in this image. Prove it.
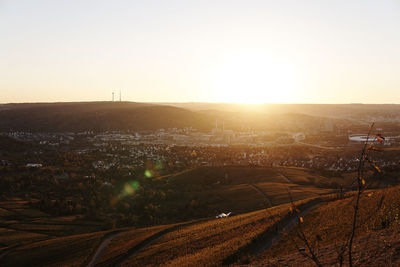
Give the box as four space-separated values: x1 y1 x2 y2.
254 182 333 205
95 225 173 266
0 228 48 246
163 166 286 186
0 208 14 217
0 199 104 239
120 199 319 267
12 208 50 218
253 230 400 267
280 167 356 187
9 222 104 236
155 166 335 221
208 184 268 211
252 185 400 266
1 230 110 267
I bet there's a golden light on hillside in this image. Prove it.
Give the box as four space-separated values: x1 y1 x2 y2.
207 52 301 104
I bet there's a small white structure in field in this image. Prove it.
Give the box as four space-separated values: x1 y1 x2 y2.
26 163 43 168
216 212 232 218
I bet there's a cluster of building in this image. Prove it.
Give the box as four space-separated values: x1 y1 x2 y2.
88 122 306 148
2 122 400 173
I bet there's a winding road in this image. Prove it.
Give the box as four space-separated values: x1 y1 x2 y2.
86 231 125 267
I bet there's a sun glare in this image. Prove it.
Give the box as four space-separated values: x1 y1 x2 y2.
207 53 300 104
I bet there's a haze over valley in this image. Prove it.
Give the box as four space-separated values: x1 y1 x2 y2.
1 1 400 266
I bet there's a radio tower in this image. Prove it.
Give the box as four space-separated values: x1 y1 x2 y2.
112 92 114 102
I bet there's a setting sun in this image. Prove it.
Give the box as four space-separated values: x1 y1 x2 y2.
207 52 300 104
1 1 399 104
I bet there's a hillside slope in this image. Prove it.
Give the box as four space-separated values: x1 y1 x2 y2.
3 185 399 266
153 166 335 221
0 102 211 132
251 184 400 266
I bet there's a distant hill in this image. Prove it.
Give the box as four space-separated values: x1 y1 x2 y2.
3 101 398 132
0 102 212 132
167 103 400 121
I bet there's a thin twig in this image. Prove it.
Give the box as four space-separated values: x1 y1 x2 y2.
348 122 374 267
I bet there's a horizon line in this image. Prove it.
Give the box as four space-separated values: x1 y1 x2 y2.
1 100 400 105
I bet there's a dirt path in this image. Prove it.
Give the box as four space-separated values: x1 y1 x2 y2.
112 225 180 267
86 231 125 267
253 202 321 256
85 218 209 267
249 184 273 208
277 171 293 183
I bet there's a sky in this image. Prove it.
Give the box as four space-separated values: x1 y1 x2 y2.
1 0 399 104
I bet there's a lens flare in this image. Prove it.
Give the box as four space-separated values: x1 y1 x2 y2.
124 183 134 195
121 180 140 197
145 170 152 178
130 180 139 190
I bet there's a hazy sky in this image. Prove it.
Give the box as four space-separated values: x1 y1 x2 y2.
1 0 399 104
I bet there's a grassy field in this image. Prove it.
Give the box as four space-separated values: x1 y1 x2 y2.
119 198 321 267
0 196 324 267
8 222 104 236
0 228 48 247
0 198 105 237
155 166 339 221
254 229 400 267
160 166 286 186
0 165 339 265
277 166 356 187
1 230 110 267
254 182 333 205
1 165 378 266
0 197 107 266
95 224 176 266
252 185 400 266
